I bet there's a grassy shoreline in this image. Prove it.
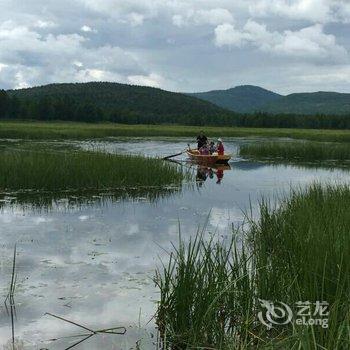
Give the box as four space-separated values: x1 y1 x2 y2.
1 120 350 142
155 184 350 349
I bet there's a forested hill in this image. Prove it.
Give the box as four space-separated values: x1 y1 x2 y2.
188 85 281 113
262 92 350 115
189 85 350 116
1 82 350 129
4 82 235 124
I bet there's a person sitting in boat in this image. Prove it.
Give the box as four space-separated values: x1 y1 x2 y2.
209 141 217 154
197 131 208 150
217 138 224 155
199 143 210 155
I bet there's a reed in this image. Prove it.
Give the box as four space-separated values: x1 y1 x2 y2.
240 141 350 162
155 184 350 349
0 149 186 192
251 184 350 348
2 121 350 142
155 229 255 349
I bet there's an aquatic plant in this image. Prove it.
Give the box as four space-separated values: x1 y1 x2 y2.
155 184 350 349
0 149 186 192
240 141 350 162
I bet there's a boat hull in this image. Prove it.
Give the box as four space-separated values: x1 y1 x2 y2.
186 150 231 164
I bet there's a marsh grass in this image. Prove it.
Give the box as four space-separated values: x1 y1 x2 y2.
2 121 350 142
251 184 350 349
155 229 255 349
155 184 350 349
0 149 186 192
239 141 350 163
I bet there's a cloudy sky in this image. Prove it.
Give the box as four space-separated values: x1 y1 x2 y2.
0 0 349 94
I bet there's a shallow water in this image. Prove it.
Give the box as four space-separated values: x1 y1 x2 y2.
0 138 349 349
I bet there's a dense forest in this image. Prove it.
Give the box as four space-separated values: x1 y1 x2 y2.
4 82 231 125
1 83 350 129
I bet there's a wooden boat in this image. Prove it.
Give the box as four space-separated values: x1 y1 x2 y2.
186 149 231 164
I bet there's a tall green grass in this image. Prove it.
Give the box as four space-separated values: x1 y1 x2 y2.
0 149 185 191
240 141 350 162
155 184 350 349
155 229 254 349
2 121 350 142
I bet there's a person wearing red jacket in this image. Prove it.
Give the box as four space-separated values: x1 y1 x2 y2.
217 138 224 155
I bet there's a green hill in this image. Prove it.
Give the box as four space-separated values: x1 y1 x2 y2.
2 82 350 129
262 92 350 115
188 85 282 113
7 82 234 123
189 85 350 115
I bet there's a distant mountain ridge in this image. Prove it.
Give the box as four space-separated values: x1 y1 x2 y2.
6 82 237 124
5 82 350 117
188 85 350 115
2 81 350 129
262 92 350 115
188 85 282 113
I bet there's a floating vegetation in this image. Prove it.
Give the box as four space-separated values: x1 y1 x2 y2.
240 141 350 163
155 184 350 349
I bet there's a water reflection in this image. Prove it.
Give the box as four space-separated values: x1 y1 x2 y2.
195 164 231 185
0 187 182 212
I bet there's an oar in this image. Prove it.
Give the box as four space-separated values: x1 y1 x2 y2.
163 151 184 160
163 142 198 160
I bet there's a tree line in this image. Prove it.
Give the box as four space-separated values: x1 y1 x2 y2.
1 89 350 129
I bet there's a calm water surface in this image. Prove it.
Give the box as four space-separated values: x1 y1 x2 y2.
0 138 349 349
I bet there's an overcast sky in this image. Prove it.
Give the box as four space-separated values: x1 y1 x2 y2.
0 0 349 94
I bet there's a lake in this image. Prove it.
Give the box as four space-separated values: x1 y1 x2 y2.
0 138 349 349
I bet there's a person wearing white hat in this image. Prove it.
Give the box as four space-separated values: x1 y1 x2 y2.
217 138 224 155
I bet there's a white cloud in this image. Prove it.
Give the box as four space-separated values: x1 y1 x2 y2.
127 73 164 87
335 2 350 23
273 25 344 58
249 0 331 22
215 20 348 61
173 8 234 27
79 0 162 23
0 21 146 88
196 8 234 25
34 20 56 28
127 12 144 26
249 0 350 24
73 60 83 67
0 63 8 71
81 25 97 33
14 71 30 89
172 14 185 27
214 23 245 47
294 65 350 85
